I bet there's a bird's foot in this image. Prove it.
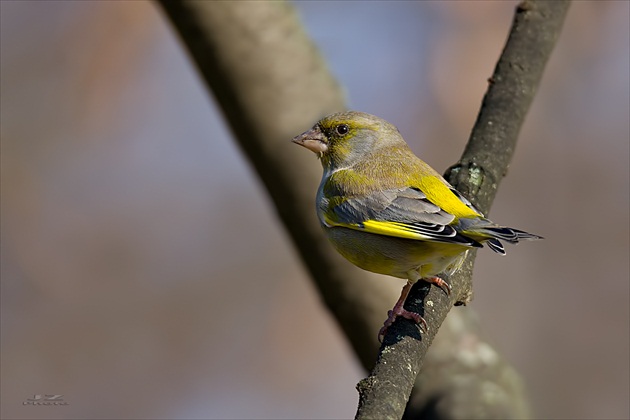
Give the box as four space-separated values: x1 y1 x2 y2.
425 275 451 295
378 276 450 342
378 306 428 342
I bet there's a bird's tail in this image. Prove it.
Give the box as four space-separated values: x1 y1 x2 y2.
461 222 543 255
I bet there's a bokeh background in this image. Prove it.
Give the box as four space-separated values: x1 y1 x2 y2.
1 1 628 419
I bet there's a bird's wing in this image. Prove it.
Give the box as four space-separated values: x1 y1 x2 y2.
323 186 483 247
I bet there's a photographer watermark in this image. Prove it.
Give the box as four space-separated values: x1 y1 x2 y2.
23 395 69 406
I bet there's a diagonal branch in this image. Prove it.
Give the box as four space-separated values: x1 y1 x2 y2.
156 0 379 371
355 1 570 419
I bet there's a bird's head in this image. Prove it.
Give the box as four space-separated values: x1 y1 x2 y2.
291 111 405 170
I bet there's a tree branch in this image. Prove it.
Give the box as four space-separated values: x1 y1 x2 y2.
156 0 382 371
355 1 570 419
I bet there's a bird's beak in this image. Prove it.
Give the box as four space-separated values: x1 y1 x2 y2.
291 126 328 154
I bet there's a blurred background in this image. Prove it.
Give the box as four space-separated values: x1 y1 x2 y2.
1 1 628 419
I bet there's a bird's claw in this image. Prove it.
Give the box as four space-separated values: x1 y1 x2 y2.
378 277 448 342
378 307 428 342
426 276 451 295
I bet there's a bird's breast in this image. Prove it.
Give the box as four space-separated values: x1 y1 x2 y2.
323 226 470 279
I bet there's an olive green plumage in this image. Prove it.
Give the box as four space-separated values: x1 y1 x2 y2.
292 111 541 336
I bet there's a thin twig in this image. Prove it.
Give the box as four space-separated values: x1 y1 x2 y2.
355 2 570 419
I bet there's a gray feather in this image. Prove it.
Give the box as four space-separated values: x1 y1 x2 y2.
332 187 455 226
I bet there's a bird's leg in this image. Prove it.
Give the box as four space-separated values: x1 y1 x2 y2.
378 275 451 342
378 279 427 341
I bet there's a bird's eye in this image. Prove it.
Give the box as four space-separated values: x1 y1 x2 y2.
335 124 349 135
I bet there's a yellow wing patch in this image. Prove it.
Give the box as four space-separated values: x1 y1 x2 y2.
360 220 431 240
417 176 479 219
324 214 433 241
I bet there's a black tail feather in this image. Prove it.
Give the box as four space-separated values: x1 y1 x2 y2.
486 238 506 255
479 227 543 244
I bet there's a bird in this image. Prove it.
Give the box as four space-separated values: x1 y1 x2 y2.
291 111 542 340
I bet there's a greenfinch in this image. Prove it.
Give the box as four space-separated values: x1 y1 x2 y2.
292 111 542 339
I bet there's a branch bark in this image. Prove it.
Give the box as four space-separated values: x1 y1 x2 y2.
156 1 568 419
156 0 384 371
356 1 570 419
